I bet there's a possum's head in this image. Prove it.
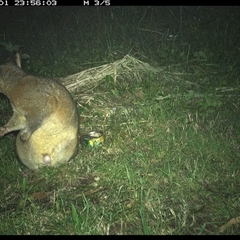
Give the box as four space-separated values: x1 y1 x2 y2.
0 53 26 92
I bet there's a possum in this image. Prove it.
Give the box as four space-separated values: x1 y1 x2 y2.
0 53 79 169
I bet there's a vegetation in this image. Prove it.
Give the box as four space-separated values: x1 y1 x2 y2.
0 6 240 234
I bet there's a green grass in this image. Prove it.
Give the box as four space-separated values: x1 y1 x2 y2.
0 6 240 235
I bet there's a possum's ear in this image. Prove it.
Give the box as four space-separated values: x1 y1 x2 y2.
7 52 22 68
15 53 21 68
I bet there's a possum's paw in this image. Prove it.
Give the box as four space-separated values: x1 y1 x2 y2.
0 127 8 137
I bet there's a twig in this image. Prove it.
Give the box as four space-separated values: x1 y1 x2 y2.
219 216 240 233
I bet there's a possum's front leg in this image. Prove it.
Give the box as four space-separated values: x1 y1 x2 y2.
0 111 27 138
0 106 44 142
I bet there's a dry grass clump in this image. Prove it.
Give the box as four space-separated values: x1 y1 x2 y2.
61 55 160 95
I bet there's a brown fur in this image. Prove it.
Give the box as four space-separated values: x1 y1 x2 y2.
0 54 79 169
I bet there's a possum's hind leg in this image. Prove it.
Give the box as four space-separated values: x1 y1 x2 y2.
19 120 44 142
19 95 57 142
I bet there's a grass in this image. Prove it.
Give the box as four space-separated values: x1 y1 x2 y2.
0 6 240 235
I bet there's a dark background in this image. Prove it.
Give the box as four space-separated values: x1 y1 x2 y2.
0 6 239 76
